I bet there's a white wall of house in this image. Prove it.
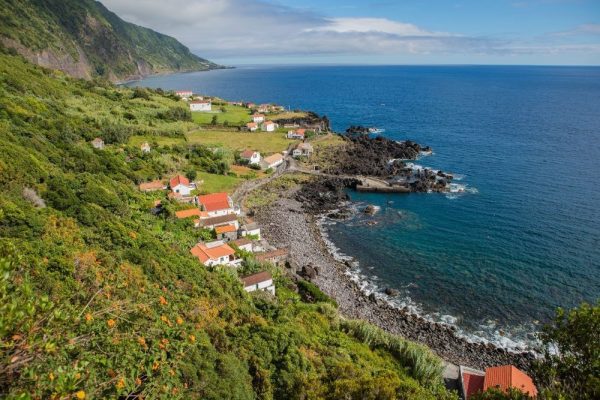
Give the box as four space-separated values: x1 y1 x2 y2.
248 153 261 164
244 279 275 295
241 228 261 239
263 123 275 132
252 115 265 123
237 243 253 252
206 208 236 218
172 183 193 196
190 102 212 112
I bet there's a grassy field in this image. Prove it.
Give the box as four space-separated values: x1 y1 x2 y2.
269 111 308 120
186 130 296 154
191 104 251 126
128 135 186 147
312 133 345 148
196 172 242 194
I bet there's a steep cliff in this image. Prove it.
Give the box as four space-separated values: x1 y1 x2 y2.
0 0 222 81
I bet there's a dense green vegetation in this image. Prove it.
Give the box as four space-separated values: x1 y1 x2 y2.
0 0 220 81
0 49 459 398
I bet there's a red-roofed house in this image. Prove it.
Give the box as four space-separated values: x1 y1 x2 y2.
460 365 537 399
170 175 195 196
260 153 284 170
215 224 238 241
198 192 236 217
240 149 261 165
189 100 211 112
252 113 265 123
241 271 275 295
190 241 240 267
262 120 276 132
246 122 258 132
287 129 306 139
175 90 193 99
91 137 105 149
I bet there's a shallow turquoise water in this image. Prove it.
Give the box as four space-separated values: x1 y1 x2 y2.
129 65 600 347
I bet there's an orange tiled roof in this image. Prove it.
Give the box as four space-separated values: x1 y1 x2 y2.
175 208 201 219
198 192 231 212
170 175 190 188
240 149 256 158
190 243 234 263
215 224 237 234
246 122 257 128
483 366 537 398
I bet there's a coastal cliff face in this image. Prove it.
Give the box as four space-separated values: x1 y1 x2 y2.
0 0 222 82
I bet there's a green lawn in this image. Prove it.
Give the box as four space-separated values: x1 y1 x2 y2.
269 111 308 121
191 104 251 127
185 130 297 154
129 135 186 147
196 172 242 194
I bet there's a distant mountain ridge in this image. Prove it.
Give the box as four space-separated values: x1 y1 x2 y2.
0 0 222 81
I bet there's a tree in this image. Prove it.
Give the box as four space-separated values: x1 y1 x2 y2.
533 301 600 399
211 115 218 125
470 387 533 400
185 169 197 181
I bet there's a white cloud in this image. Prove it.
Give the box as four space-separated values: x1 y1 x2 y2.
306 18 453 37
100 0 600 63
552 23 600 36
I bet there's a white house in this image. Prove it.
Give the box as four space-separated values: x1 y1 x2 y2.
200 214 240 230
292 142 314 158
257 104 270 113
230 237 254 252
262 121 276 132
246 122 258 132
190 100 212 112
261 153 284 170
241 271 275 295
91 137 105 149
140 142 151 153
170 175 195 196
240 149 261 165
198 192 237 217
190 241 240 267
239 222 261 239
287 129 306 140
175 90 193 99
252 113 265 124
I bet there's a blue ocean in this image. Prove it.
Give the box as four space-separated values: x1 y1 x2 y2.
128 65 600 348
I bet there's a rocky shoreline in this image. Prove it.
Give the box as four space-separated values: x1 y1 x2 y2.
253 183 536 373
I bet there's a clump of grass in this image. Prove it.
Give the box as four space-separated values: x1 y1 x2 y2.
340 319 445 389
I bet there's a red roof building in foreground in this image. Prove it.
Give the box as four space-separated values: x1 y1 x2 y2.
484 365 537 397
461 365 537 399
198 192 234 216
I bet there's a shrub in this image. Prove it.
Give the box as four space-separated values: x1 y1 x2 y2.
340 319 445 389
297 280 337 306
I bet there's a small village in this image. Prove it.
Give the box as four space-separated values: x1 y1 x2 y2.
110 89 322 299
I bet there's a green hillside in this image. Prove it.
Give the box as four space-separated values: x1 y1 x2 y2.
0 0 221 81
0 48 457 399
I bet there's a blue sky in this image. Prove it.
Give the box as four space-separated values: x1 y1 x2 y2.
103 0 600 65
